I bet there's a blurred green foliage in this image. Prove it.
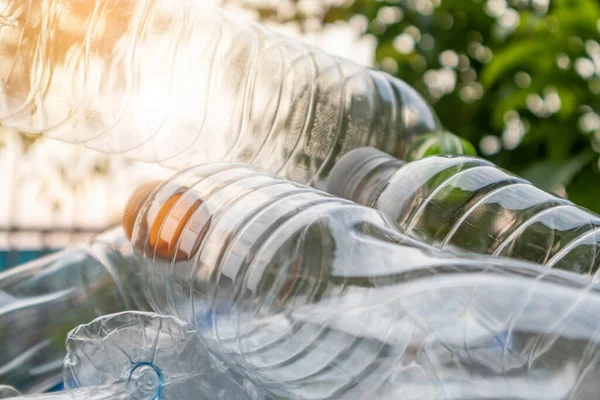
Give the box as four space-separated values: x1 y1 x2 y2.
228 0 600 212
405 132 477 161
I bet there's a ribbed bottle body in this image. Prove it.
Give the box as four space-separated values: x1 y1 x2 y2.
0 1 439 188
129 163 600 399
328 148 600 276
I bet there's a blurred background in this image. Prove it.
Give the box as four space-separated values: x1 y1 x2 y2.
1 0 599 268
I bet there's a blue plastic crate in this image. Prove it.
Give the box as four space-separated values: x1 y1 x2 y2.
48 383 64 392
0 249 58 272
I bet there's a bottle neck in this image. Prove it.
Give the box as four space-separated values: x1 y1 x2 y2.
90 228 151 312
327 148 404 206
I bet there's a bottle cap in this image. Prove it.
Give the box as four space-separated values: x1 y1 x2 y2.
123 181 207 260
122 181 162 240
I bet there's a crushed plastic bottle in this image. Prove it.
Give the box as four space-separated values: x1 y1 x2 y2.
0 228 150 394
0 1 440 189
122 163 600 399
327 147 600 275
0 311 264 399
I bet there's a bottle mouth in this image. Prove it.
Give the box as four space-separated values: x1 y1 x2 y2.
127 363 163 400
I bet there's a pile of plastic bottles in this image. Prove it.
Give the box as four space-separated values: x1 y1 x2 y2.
1 2 600 399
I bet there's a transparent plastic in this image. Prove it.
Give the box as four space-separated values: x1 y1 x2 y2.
0 386 19 399
1 311 264 400
404 132 477 161
126 163 600 399
0 1 440 189
327 147 600 275
0 228 150 394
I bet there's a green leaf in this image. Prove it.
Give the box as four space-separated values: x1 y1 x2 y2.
566 162 600 213
554 86 579 119
518 150 594 192
481 40 554 88
406 132 477 161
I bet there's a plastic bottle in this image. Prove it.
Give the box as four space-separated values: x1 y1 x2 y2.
0 228 150 394
123 162 600 399
0 1 440 189
326 147 600 276
0 311 265 400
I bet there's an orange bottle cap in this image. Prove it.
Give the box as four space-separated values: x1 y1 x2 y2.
122 181 162 240
123 181 206 261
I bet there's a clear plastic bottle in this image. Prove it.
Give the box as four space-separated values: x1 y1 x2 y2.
0 228 149 394
327 147 600 276
123 163 600 399
0 311 265 400
0 1 440 189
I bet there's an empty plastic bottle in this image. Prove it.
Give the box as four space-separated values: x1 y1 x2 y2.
0 1 440 189
327 147 600 276
122 162 600 399
0 228 150 394
1 311 264 400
